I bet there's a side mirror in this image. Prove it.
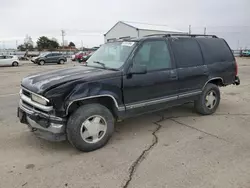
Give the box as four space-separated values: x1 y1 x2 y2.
130 64 147 74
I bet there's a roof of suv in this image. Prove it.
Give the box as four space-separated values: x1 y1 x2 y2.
109 34 219 43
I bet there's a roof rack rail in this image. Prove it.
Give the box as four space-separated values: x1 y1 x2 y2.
143 34 168 37
166 34 218 38
144 34 218 38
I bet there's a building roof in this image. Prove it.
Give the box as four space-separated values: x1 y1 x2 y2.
122 21 185 33
104 21 186 36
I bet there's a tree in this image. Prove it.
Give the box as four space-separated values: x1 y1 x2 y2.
24 35 34 46
37 36 59 50
17 44 26 51
68 42 76 48
48 40 59 50
17 35 34 51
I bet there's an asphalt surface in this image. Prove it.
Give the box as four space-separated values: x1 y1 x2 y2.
0 59 250 188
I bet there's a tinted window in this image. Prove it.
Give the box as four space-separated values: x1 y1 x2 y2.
171 38 203 68
197 38 234 64
134 40 171 71
0 56 4 59
46 53 53 57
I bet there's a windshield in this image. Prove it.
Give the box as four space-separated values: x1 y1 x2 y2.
86 41 136 69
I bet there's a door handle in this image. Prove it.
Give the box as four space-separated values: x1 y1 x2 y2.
170 74 177 79
203 70 208 74
169 71 178 79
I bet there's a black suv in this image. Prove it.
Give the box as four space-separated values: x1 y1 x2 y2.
32 52 67 65
18 34 240 152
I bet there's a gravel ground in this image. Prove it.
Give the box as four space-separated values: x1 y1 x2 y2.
0 58 249 188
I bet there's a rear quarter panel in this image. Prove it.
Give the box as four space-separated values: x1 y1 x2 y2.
197 38 236 85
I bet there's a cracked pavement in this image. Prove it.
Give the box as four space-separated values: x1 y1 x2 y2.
0 58 250 188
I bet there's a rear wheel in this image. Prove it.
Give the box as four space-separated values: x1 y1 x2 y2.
39 60 45 65
67 104 114 152
194 83 220 115
12 62 18 66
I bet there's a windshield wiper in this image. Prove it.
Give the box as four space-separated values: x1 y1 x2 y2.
87 61 119 71
93 61 106 68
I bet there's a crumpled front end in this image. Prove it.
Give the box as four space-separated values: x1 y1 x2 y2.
17 87 67 141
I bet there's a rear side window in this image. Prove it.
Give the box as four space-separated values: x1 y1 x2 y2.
197 38 234 64
171 38 203 68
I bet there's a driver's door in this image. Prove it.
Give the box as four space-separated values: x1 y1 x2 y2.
45 53 53 63
123 39 179 114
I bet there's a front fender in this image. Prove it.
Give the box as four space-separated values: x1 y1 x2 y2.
65 79 123 115
45 77 123 117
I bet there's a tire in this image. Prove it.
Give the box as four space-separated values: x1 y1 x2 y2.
194 83 220 115
39 60 45 65
12 62 19 66
58 59 65 64
67 103 114 152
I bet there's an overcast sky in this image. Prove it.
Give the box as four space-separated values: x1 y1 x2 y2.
0 0 249 48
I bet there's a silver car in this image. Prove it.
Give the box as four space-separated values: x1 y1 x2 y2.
0 55 19 66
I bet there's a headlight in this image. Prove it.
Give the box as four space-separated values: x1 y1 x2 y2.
31 94 48 105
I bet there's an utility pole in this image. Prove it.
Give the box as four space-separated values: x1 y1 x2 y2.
189 25 191 35
204 27 207 35
16 40 18 49
81 40 83 50
61 30 65 49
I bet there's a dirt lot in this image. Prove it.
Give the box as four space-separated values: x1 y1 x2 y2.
0 59 250 188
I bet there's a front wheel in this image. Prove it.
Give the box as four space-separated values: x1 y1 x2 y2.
67 104 114 152
58 59 65 64
39 60 45 65
194 83 220 115
12 62 19 66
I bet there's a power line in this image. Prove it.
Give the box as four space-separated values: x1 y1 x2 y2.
61 30 66 47
189 25 192 34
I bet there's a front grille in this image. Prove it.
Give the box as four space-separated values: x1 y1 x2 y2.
22 100 49 114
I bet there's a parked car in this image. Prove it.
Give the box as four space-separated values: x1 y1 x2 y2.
79 51 95 63
18 34 240 152
71 52 82 61
31 52 67 65
71 52 84 61
0 55 19 67
241 50 250 57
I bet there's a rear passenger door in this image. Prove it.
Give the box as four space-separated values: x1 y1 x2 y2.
51 53 59 63
170 38 208 97
54 53 62 62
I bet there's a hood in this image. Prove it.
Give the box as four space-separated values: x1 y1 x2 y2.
21 66 121 94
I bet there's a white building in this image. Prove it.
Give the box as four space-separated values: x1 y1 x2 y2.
104 21 186 42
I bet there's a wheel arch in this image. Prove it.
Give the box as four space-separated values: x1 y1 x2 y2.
66 95 124 118
203 77 224 90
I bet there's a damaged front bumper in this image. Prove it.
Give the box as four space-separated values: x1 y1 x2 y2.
234 75 240 86
18 100 67 141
